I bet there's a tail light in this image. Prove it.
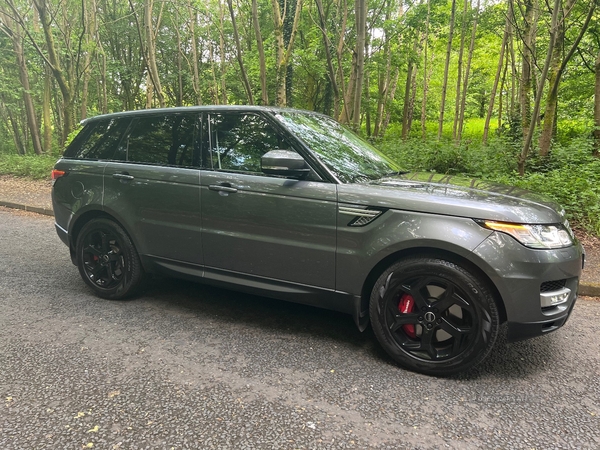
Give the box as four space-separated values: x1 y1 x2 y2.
51 169 66 180
51 169 66 184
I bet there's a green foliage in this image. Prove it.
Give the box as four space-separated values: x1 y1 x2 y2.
378 129 600 234
0 154 56 180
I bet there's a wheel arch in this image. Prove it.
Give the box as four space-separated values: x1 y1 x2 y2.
359 247 507 327
68 210 137 266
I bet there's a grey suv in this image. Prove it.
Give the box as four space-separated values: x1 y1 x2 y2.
52 106 583 375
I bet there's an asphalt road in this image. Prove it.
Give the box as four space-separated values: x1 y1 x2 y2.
1 207 599 450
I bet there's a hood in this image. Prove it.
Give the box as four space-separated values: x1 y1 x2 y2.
337 172 565 224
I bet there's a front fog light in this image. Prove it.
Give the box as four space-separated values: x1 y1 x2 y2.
540 288 570 308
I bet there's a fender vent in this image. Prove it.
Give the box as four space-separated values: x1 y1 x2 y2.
339 205 385 227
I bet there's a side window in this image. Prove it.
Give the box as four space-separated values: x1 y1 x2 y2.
207 113 289 173
65 118 129 160
121 114 197 167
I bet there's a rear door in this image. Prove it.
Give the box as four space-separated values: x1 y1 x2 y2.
200 112 337 289
103 112 203 264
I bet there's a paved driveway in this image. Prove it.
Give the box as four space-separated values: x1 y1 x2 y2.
1 207 599 449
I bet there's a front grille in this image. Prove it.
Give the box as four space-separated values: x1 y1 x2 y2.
540 279 567 293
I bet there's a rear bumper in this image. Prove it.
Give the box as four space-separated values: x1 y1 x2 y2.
55 222 69 246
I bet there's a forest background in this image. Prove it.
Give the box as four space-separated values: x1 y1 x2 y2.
0 0 600 233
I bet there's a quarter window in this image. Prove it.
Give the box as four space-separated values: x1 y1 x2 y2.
65 118 129 160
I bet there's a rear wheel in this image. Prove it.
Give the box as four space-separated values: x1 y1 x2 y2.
76 219 145 300
369 257 499 376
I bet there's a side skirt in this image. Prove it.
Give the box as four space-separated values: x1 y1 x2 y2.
140 255 361 321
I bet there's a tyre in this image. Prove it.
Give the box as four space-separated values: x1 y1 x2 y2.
369 257 499 376
75 218 145 300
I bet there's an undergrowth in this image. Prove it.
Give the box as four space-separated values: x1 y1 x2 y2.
378 134 600 235
0 154 56 180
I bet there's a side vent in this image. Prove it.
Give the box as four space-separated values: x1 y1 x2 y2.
339 205 385 227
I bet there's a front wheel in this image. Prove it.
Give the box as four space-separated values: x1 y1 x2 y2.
75 218 145 300
369 257 499 376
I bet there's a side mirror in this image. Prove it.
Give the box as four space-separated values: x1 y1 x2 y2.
261 150 311 179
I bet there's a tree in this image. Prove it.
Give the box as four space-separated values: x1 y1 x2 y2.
438 0 457 140
272 0 303 106
519 0 561 176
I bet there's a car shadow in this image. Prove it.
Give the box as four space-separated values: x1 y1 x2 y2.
138 276 562 379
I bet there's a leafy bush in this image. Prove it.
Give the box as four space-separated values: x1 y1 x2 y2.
0 154 56 180
378 133 600 234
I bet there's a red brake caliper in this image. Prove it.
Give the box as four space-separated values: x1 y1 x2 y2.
398 293 417 338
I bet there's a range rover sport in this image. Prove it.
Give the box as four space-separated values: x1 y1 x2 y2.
52 106 583 375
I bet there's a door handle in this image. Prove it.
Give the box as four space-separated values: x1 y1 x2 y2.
112 173 135 181
208 183 238 193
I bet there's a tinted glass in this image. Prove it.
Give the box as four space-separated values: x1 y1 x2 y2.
65 118 129 160
207 113 288 173
275 112 400 183
122 114 197 166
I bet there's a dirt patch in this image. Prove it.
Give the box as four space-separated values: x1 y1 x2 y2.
0 174 52 210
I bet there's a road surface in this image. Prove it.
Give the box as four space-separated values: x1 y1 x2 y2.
1 207 599 449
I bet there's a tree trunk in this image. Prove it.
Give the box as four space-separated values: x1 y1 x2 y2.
519 0 561 176
457 0 479 142
519 0 535 140
336 0 351 123
539 0 593 157
402 41 418 140
271 0 303 106
509 22 517 118
437 0 457 140
498 49 508 130
407 61 419 135
352 0 366 130
218 1 228 104
7 20 43 154
146 72 154 108
483 16 508 145
594 50 600 157
421 0 431 140
187 1 202 105
315 0 339 115
0 96 26 155
373 14 391 138
174 8 184 107
381 67 400 136
227 0 254 104
252 0 269 105
143 0 164 108
365 65 371 137
43 66 52 153
22 0 75 144
453 0 469 141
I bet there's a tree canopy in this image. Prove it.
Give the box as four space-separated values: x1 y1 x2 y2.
0 0 598 165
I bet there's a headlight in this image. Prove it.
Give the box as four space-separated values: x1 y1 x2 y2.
480 220 574 249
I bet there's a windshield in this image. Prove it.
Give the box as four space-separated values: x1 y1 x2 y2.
275 111 401 183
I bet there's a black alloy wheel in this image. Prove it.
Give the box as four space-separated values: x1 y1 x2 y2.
76 219 144 300
370 257 499 376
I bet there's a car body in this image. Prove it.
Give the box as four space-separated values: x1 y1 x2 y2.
52 106 584 375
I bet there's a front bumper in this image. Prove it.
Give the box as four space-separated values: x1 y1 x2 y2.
506 296 577 341
474 232 584 342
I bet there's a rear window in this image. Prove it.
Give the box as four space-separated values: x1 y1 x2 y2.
64 118 130 160
115 114 197 167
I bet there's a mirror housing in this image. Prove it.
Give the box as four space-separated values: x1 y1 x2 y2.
261 150 311 178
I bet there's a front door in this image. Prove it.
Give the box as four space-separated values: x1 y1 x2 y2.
200 112 337 289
